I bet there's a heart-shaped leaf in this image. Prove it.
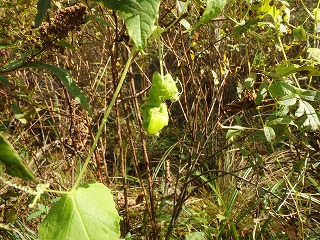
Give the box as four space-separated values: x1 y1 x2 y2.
120 0 161 49
38 182 121 240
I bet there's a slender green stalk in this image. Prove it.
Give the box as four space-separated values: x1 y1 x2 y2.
72 48 137 190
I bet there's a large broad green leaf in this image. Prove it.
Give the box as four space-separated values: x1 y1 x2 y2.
27 63 92 116
38 182 121 240
0 133 34 180
96 0 141 14
35 0 50 28
119 0 161 49
193 0 227 29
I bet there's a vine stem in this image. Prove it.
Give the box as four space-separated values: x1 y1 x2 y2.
72 47 137 191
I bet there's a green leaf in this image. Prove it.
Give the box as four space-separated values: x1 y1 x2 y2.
269 80 295 98
96 0 142 14
296 88 318 102
296 65 320 76
0 133 34 180
307 48 320 62
255 79 268 105
263 125 275 143
244 73 256 89
295 100 320 130
35 0 50 28
185 232 205 240
1 59 24 72
27 63 92 116
119 0 161 49
313 8 320 23
194 0 227 29
0 43 16 50
278 93 297 106
38 183 121 240
267 116 295 126
233 18 259 38
216 213 227 221
0 75 9 85
293 25 307 41
56 40 75 50
272 62 299 78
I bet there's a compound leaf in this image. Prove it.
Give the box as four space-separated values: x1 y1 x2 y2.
38 182 121 240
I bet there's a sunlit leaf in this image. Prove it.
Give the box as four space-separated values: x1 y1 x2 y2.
263 125 275 143
0 133 34 180
27 63 92 116
194 0 226 29
35 0 50 27
273 62 299 78
295 100 320 130
267 116 295 126
38 183 121 240
307 48 320 62
233 19 259 38
278 93 297 106
313 8 320 23
296 65 320 76
255 79 268 105
244 73 256 89
120 0 161 49
269 81 295 98
296 88 318 102
276 105 290 117
186 232 205 240
293 25 307 41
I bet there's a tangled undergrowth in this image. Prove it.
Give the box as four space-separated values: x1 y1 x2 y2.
0 0 319 239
